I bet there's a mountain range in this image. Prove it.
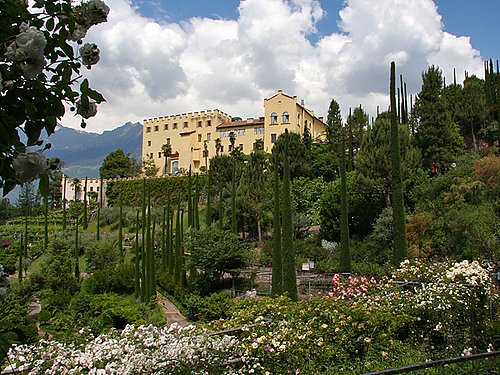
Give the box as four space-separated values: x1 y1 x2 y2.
44 122 143 178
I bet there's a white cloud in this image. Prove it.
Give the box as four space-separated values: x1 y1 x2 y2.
62 0 484 133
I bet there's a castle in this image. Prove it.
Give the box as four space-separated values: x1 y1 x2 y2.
142 90 327 175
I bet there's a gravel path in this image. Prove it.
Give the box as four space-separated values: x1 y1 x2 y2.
156 292 190 327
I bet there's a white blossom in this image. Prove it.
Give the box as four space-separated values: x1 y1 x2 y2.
69 24 90 42
12 151 47 183
86 0 110 25
79 43 100 66
76 99 98 119
4 24 46 78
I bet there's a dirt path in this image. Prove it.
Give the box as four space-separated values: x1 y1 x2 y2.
156 292 190 327
27 299 51 339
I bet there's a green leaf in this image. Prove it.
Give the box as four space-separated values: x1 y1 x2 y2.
39 172 49 199
46 18 55 31
80 78 89 93
87 88 106 103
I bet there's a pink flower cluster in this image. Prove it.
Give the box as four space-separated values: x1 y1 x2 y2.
328 274 381 300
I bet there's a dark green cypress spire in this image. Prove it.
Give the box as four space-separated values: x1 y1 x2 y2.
43 193 48 251
231 156 237 234
206 168 212 228
339 130 351 274
271 158 283 296
18 233 23 285
134 209 140 299
83 177 88 229
74 216 80 279
118 193 123 258
187 165 193 227
62 175 67 230
281 130 297 301
390 62 408 266
162 206 167 271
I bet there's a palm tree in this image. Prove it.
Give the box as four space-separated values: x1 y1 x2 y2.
203 140 209 171
215 138 222 156
254 138 264 151
161 143 172 175
71 178 81 202
229 131 236 155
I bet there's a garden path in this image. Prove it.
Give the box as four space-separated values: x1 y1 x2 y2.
156 292 190 327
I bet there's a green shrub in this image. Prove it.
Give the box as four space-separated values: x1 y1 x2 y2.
82 263 135 295
186 291 235 321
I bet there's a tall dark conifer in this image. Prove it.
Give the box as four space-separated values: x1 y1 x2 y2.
390 62 408 266
206 168 212 228
83 177 88 229
62 176 67 230
271 159 282 296
281 130 297 301
134 210 140 299
339 131 351 273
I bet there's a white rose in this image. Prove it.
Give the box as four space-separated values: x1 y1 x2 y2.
12 151 47 183
4 25 46 78
76 99 98 118
69 24 89 42
86 0 110 25
79 43 100 66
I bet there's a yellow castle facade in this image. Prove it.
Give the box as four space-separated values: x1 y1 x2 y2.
142 90 327 175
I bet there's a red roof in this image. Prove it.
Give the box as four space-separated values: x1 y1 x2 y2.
216 118 264 129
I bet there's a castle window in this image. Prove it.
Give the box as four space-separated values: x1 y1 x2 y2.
154 125 159 132
282 112 289 123
150 153 153 158
164 124 168 130
183 121 188 128
197 121 202 128
239 144 243 151
166 138 170 144
207 120 211 127
198 134 202 142
271 133 277 143
254 127 264 135
173 123 178 129
271 113 278 124
158 152 162 158
146 127 151 133
90 186 93 192
147 140 151 146
207 133 211 141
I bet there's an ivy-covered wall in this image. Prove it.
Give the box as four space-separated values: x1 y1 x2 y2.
106 175 207 207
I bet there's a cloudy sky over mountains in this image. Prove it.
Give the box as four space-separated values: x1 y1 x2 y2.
63 0 498 133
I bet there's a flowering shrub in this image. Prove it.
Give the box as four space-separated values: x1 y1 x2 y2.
329 273 381 300
0 0 107 193
6 324 262 374
384 259 498 354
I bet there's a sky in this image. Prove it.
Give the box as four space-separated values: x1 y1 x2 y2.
62 0 500 133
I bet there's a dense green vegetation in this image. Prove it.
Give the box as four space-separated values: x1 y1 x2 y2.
1 61 499 373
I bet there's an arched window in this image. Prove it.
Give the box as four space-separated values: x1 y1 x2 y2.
271 112 278 124
282 111 289 123
172 161 179 173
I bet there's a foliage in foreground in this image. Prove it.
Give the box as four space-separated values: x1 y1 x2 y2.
6 258 496 374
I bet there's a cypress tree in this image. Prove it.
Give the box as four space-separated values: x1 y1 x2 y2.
339 131 351 273
271 159 283 296
180 209 187 288
390 62 408 266
43 193 48 251
206 168 212 227
118 193 123 258
194 174 200 230
174 200 181 286
96 178 102 240
23 211 28 275
218 188 223 229
162 206 167 271
145 190 152 300
83 177 88 229
281 130 297 301
134 210 140 299
187 165 193 227
18 233 23 285
141 179 147 302
231 156 237 234
150 212 156 300
62 175 67 230
74 216 80 279
347 108 354 172
168 208 175 275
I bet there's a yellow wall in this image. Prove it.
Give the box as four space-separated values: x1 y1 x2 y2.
142 109 231 175
142 91 326 175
